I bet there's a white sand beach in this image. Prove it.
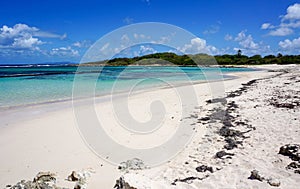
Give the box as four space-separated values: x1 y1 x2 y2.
1 65 300 189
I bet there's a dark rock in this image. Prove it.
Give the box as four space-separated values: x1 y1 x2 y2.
227 80 257 98
215 151 234 159
67 171 80 181
224 137 242 150
206 98 226 105
199 117 210 121
7 172 58 189
287 162 300 169
295 170 300 174
286 162 300 174
114 177 137 189
235 121 247 126
172 176 203 185
33 172 56 183
222 120 234 127
206 99 212 103
195 165 213 173
219 126 241 137
270 102 295 109
248 170 264 182
279 144 300 161
227 91 241 98
227 101 238 110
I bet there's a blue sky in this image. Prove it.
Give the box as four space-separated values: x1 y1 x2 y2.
0 0 300 64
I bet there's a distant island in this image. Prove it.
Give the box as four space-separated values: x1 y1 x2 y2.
82 51 300 66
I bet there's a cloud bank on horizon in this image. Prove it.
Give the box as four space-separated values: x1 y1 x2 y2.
0 1 299 64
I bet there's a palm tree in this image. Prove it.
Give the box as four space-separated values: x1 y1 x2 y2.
237 49 242 57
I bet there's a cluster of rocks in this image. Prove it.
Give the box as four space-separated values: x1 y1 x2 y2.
114 177 136 189
279 144 300 174
118 158 147 172
195 165 213 173
267 73 300 110
269 90 300 109
5 172 58 189
248 170 280 187
5 170 91 189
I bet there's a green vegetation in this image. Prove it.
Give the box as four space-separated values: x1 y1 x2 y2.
83 50 300 66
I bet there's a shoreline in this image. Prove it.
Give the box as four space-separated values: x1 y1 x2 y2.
0 66 257 110
0 65 296 188
0 68 255 126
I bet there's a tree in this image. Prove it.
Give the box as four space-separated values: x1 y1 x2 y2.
277 53 283 58
264 55 276 59
237 49 242 57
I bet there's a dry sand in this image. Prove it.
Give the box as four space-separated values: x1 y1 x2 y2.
0 65 299 188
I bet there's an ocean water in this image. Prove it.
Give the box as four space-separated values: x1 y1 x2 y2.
0 65 255 108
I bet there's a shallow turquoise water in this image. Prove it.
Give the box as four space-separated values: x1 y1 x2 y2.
0 66 255 108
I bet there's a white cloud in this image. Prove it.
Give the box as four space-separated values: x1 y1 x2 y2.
261 23 274 29
279 37 300 49
0 24 43 50
152 36 171 44
34 31 66 40
133 33 150 40
231 31 272 55
139 45 157 54
235 31 246 41
224 34 233 41
133 33 140 39
280 20 300 28
73 41 81 47
269 27 293 36
178 37 218 54
262 3 300 36
203 25 220 35
100 43 110 52
151 33 176 44
12 36 43 48
133 45 157 57
50 46 79 57
0 23 66 51
283 3 300 20
123 17 134 24
234 31 259 49
121 34 130 45
73 40 92 48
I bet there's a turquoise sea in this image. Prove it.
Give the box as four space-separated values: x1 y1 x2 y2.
0 65 255 108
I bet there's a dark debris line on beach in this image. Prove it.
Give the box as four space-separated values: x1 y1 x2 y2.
172 75 261 186
173 68 298 186
266 69 300 174
200 69 294 154
203 78 259 153
279 144 300 174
